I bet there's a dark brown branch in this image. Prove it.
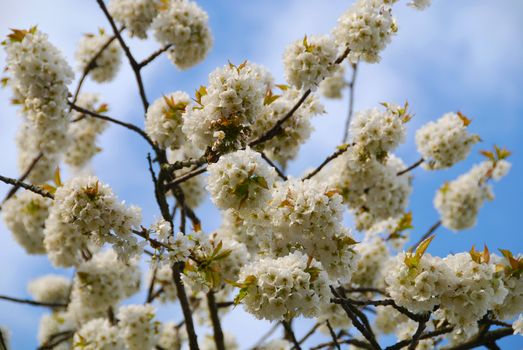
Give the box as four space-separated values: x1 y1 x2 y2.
207 291 226 350
260 152 287 180
1 152 43 207
442 327 513 350
326 320 342 350
407 314 430 350
330 287 381 350
138 44 173 68
95 0 149 111
172 262 200 350
303 144 352 180
385 326 453 350
69 102 156 149
332 296 423 323
397 158 424 176
0 175 54 199
167 167 207 189
0 295 65 308
216 301 234 308
342 62 359 143
145 263 158 304
283 320 302 350
37 330 75 350
0 328 7 350
409 220 442 251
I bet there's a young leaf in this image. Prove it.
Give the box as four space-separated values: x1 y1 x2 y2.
457 111 471 126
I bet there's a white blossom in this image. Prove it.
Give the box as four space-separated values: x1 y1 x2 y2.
408 0 432 11
73 318 124 350
436 252 508 337
108 0 158 39
251 87 324 166
117 304 159 350
2 191 50 254
28 275 71 305
351 237 389 288
146 92 191 150
158 322 185 350
283 35 338 91
182 61 268 153
206 148 278 212
75 31 122 83
68 250 141 324
415 112 480 170
38 312 74 350
333 0 397 63
238 251 331 321
435 160 510 231
319 65 346 99
152 0 212 69
44 175 142 266
513 314 523 336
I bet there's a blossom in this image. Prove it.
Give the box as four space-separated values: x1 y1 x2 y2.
333 0 397 63
158 322 185 349
68 250 141 324
44 175 142 266
351 237 389 288
238 251 331 320
201 332 239 350
28 275 71 305
435 160 510 231
117 304 159 350
73 318 124 350
108 0 158 39
513 314 523 336
39 312 74 350
436 252 508 337
75 30 122 83
145 92 191 150
283 35 338 91
408 0 432 11
251 87 324 166
415 112 480 170
182 61 268 153
206 148 278 212
65 93 108 169
152 0 212 69
349 103 409 161
385 252 454 313
2 191 50 254
319 65 346 99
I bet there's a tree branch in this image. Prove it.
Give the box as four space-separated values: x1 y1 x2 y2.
0 152 43 207
260 152 287 180
397 158 424 176
409 220 442 251
95 0 149 111
207 290 226 350
0 295 66 308
138 44 173 68
283 320 302 350
69 102 156 149
302 144 352 180
172 262 200 350
0 175 54 199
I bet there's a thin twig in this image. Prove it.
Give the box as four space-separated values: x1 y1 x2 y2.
303 144 352 180
96 0 149 111
0 175 54 199
69 102 156 149
342 62 359 143
37 330 75 350
167 167 207 188
260 152 287 180
441 327 513 350
311 338 372 350
250 322 281 349
283 320 302 350
298 322 322 345
138 44 173 68
0 152 43 207
397 158 424 176
385 327 453 350
0 295 66 308
409 221 442 251
326 320 342 350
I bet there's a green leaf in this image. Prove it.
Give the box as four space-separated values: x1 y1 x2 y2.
251 175 269 190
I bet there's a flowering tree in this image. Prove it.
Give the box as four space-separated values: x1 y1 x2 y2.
0 0 521 349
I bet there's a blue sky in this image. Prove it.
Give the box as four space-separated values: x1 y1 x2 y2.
0 0 522 348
